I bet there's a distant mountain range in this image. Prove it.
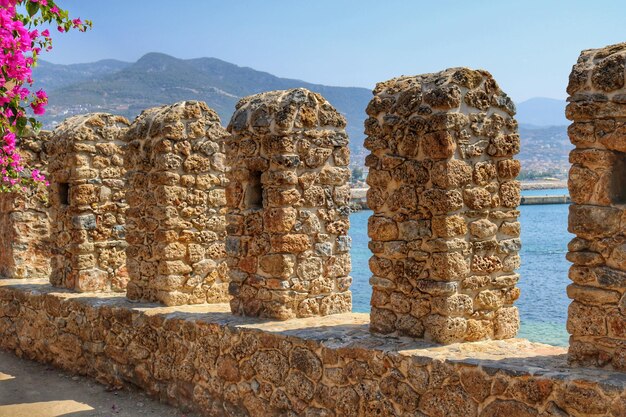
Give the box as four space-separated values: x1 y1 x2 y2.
516 97 568 127
33 53 571 177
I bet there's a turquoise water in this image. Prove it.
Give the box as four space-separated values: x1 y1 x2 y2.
348 189 571 346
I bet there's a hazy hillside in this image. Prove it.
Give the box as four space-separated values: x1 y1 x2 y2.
516 97 568 127
33 59 131 91
35 53 372 166
518 125 571 179
34 55 571 176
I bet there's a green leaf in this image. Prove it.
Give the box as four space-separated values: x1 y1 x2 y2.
15 117 27 135
25 2 39 17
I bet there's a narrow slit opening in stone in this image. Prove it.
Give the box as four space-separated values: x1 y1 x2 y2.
610 151 626 205
58 183 69 205
246 171 263 209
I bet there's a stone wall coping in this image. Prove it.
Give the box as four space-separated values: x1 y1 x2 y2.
3 278 624 391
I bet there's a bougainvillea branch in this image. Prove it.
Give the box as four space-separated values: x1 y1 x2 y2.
0 0 91 192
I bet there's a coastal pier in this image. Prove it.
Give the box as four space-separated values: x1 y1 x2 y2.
520 194 571 205
350 188 570 209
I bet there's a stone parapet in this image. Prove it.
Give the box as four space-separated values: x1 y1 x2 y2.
365 68 522 343
566 42 626 370
124 101 229 306
0 279 624 417
226 88 352 319
48 114 129 292
0 131 51 279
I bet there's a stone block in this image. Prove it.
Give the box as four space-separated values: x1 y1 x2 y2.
227 89 351 319
365 68 522 343
48 114 129 292
0 137 51 280
566 43 626 370
124 102 229 305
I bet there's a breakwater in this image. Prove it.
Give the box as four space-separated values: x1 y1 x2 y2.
520 195 571 205
350 188 571 209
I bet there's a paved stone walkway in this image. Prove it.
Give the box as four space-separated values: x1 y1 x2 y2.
0 350 200 417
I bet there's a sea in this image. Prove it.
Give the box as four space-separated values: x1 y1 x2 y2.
348 188 571 346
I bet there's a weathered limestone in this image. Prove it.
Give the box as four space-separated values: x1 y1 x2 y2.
226 88 352 319
48 114 129 292
1 279 625 417
566 42 626 370
124 101 229 306
365 68 522 343
0 131 51 279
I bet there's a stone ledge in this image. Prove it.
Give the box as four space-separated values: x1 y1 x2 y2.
1 278 624 416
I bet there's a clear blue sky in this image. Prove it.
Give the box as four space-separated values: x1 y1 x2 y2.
44 0 626 102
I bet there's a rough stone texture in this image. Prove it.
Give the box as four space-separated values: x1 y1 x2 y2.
226 88 352 319
0 131 51 279
365 68 522 344
566 42 626 371
124 101 229 306
48 114 129 292
1 280 625 417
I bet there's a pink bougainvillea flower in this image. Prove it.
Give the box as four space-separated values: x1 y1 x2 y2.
31 102 45 114
0 0 91 191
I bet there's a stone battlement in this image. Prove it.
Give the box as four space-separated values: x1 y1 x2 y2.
1 43 625 416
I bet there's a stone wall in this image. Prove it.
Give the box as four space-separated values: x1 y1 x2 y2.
0 131 51 279
124 101 230 306
48 113 130 292
226 88 352 320
566 42 626 370
1 279 625 417
365 68 522 343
